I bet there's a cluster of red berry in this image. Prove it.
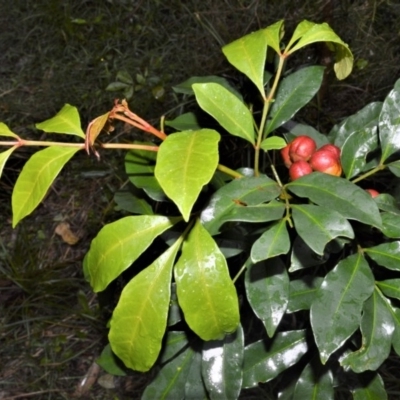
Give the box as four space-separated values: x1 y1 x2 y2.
280 135 342 181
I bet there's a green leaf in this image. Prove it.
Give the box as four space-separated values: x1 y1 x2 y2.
116 70 133 84
12 146 80 227
142 346 195 400
251 219 290 263
193 83 255 144
374 193 400 215
365 241 400 271
84 215 178 292
293 359 334 400
262 19 285 54
106 81 131 91
174 220 239 340
222 27 269 97
200 175 282 235
341 288 394 372
289 236 327 272
96 344 126 376
260 136 287 151
35 104 85 139
310 253 375 364
185 351 208 399
329 102 382 148
388 160 400 177
202 325 244 399
291 204 354 255
113 190 154 215
155 129 220 221
377 279 400 300
341 126 378 179
125 147 166 202
165 112 201 131
0 146 18 179
245 258 289 337
159 331 189 364
287 277 324 313
390 306 400 356
287 172 382 228
381 212 400 238
351 373 388 400
242 330 308 388
379 79 400 162
109 240 181 372
173 75 242 98
265 66 325 135
286 20 353 80
0 122 19 138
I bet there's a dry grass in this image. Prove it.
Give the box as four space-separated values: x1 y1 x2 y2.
1 0 400 398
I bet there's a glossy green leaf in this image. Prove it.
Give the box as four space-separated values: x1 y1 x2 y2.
341 127 378 179
167 283 181 327
174 220 239 341
173 75 242 98
263 19 284 54
379 79 400 162
109 240 181 371
310 253 374 363
202 325 244 399
390 306 400 356
242 330 308 388
142 346 195 400
292 204 354 255
374 193 400 215
125 147 166 202
0 146 17 179
12 146 80 227
365 241 400 271
388 160 400 177
377 279 400 300
265 66 324 135
380 212 400 238
287 277 323 313
35 104 85 139
0 122 19 138
222 25 272 97
293 359 334 400
245 258 289 337
351 373 388 400
155 129 220 221
192 83 255 144
96 344 126 376
251 219 290 263
113 190 153 215
185 351 208 399
329 102 382 148
165 112 201 131
84 216 178 292
341 288 394 372
200 175 282 235
286 20 353 80
260 136 287 151
159 331 188 364
289 236 327 272
287 172 382 228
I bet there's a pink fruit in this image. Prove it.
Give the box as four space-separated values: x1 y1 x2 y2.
289 135 317 162
289 160 313 181
281 144 292 168
309 150 342 176
365 189 379 198
318 144 341 160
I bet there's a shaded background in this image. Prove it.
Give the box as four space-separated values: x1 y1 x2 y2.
1 0 400 398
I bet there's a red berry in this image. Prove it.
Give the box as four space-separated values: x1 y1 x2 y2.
289 160 313 181
289 135 317 162
281 144 292 168
318 144 341 160
309 150 342 176
365 189 379 198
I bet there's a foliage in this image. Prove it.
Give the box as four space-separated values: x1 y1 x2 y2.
3 19 400 398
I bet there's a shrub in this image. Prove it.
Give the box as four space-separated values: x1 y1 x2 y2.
3 19 400 399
